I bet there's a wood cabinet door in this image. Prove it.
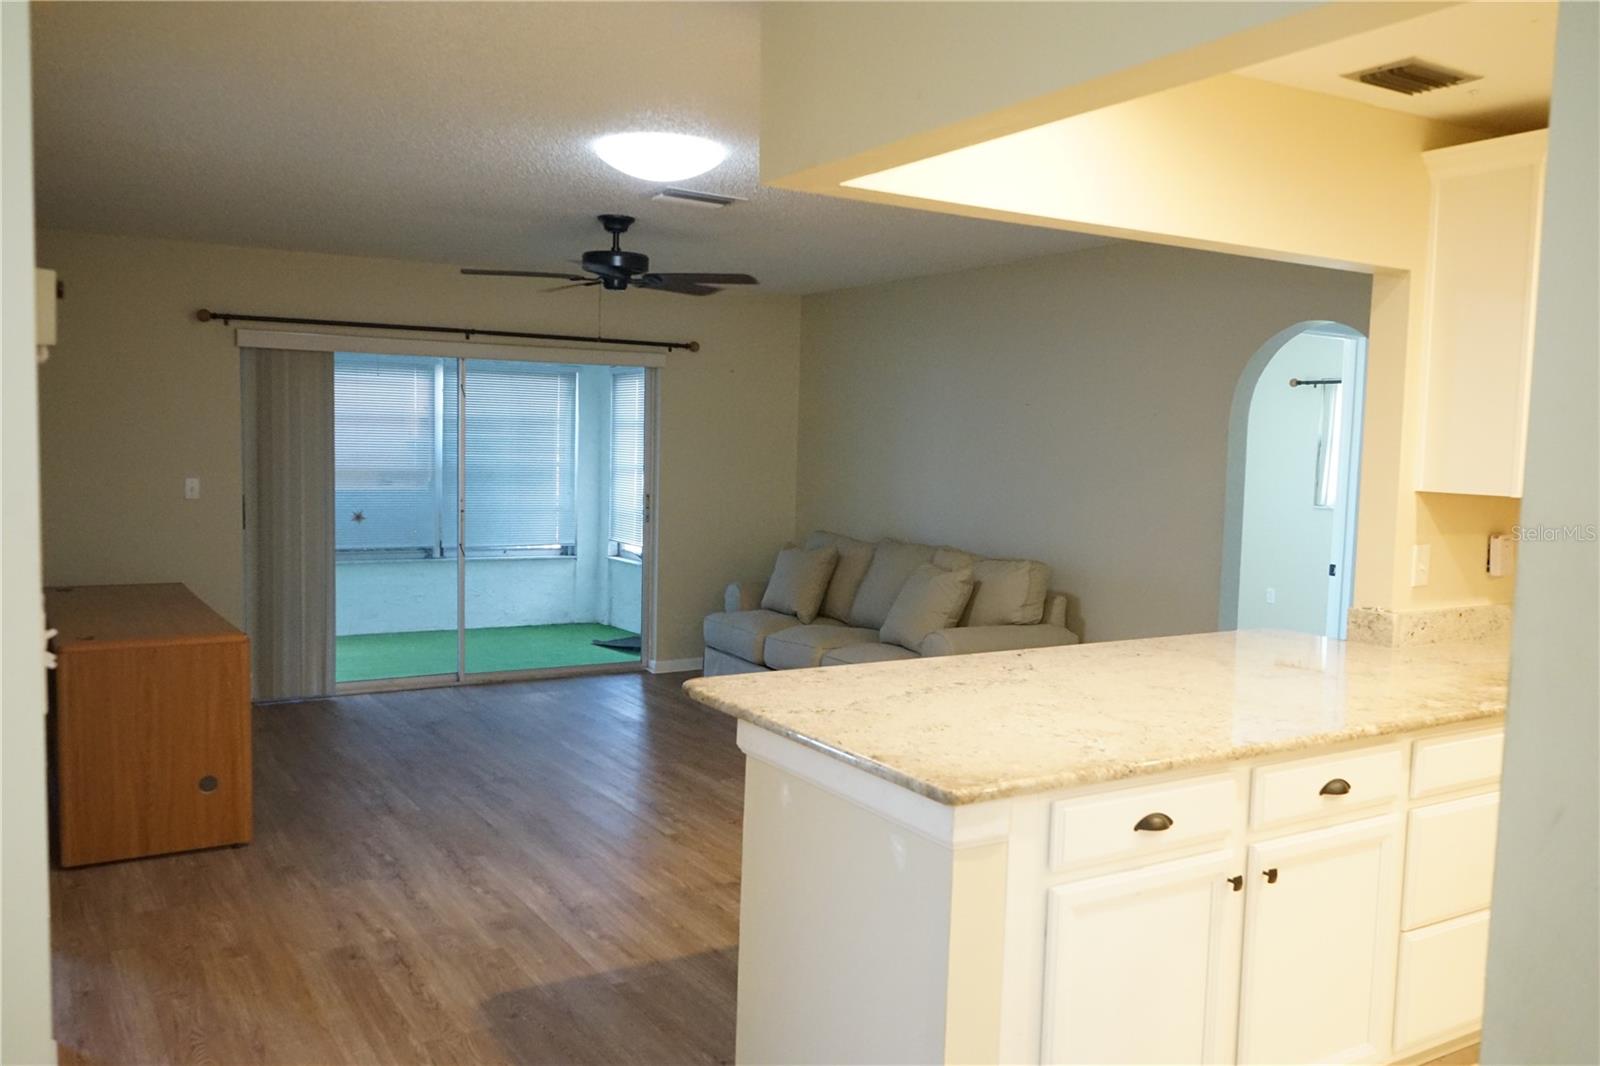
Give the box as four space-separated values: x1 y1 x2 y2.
1041 849 1244 1065
1236 814 1402 1065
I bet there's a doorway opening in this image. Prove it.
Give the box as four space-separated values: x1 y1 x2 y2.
1220 322 1367 639
332 354 647 685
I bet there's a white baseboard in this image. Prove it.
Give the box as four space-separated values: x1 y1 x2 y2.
647 656 703 674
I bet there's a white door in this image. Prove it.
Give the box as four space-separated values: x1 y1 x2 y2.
1236 814 1403 1064
1041 849 1245 1065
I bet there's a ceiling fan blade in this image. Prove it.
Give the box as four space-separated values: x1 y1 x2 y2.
637 277 720 296
460 268 591 281
543 280 603 293
646 272 758 285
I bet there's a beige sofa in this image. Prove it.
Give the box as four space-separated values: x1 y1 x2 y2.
702 532 1079 676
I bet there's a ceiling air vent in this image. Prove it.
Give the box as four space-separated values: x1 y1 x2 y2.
1344 58 1480 96
651 187 745 209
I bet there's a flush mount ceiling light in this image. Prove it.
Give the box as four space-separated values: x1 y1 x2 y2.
592 132 727 182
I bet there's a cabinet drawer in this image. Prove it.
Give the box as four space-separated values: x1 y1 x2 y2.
1249 745 1404 832
1050 774 1237 871
1402 792 1500 929
1393 910 1491 1055
1411 728 1504 799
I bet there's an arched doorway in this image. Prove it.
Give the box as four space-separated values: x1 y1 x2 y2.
1220 321 1367 638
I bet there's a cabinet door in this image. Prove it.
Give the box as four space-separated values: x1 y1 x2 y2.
1041 849 1244 1064
1236 815 1402 1065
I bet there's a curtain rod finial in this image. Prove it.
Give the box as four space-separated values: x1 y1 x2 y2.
686 341 700 353
196 309 213 323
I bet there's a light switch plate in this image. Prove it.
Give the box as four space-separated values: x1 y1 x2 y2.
1410 544 1431 587
1265 587 1276 604
184 477 200 500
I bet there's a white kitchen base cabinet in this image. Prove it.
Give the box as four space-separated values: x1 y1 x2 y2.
1041 850 1243 1064
1236 816 1402 1065
1392 911 1492 1056
732 719 1502 1065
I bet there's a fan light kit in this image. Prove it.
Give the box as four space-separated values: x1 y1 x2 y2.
592 131 727 182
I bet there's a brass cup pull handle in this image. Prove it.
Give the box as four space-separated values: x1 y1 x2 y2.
1320 777 1352 796
1263 867 1279 884
1134 812 1173 832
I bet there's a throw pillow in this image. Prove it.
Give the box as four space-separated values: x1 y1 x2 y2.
761 545 839 624
881 564 975 652
962 558 1051 626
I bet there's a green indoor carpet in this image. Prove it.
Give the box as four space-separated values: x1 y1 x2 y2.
336 623 639 683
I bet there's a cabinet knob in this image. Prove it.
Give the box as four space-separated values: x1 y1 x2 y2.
1263 867 1279 884
198 775 219 793
1133 812 1173 832
1228 875 1244 892
1319 777 1352 796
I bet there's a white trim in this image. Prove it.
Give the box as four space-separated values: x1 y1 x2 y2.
234 328 668 367
736 721 1012 848
647 656 702 674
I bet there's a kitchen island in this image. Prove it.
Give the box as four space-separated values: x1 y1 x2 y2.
684 629 1509 1065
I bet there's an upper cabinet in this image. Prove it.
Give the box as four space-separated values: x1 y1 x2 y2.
1417 130 1547 498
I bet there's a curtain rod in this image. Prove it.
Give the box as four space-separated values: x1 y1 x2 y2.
1288 377 1342 387
195 309 699 352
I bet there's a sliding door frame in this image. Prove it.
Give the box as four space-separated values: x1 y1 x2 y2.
239 329 663 695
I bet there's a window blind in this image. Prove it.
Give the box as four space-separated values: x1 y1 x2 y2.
462 359 577 553
610 369 646 555
334 354 446 553
334 353 578 557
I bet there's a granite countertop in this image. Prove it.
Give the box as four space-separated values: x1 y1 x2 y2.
682 630 1510 805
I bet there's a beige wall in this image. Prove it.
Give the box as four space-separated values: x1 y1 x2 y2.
2 5 56 1063
796 240 1371 642
35 229 802 663
1482 4 1599 1061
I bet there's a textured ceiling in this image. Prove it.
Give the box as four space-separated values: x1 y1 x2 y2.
30 2 1107 295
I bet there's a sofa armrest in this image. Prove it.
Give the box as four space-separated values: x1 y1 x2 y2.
725 580 768 613
920 624 1081 657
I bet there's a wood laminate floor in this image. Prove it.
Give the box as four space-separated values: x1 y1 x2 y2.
51 671 741 1066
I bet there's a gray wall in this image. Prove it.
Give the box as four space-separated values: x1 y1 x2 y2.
796 240 1371 641
1481 4 1600 1062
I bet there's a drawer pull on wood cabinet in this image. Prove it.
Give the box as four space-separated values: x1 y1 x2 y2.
198 775 218 793
1319 778 1352 796
1228 875 1244 892
1263 867 1279 884
1134 812 1173 832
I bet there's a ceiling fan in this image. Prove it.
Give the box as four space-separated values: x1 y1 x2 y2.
461 214 758 296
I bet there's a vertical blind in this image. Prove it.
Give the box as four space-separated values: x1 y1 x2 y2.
610 369 647 555
333 353 578 556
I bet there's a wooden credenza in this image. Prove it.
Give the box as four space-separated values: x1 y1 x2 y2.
47 583 252 866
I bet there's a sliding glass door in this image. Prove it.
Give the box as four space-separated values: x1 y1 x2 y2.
332 352 645 687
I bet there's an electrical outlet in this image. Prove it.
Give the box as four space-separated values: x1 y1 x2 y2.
1410 543 1431 587
184 477 201 500
1265 587 1276 605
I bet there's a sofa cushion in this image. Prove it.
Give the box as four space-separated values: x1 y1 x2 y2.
760 545 838 624
881 564 975 651
932 546 979 572
821 643 920 667
764 623 880 670
702 609 811 666
805 530 876 622
847 540 936 629
963 558 1051 626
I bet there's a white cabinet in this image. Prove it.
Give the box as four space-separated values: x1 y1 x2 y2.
1418 129 1547 497
1392 910 1492 1055
1041 849 1243 1065
1402 791 1500 928
1235 815 1403 1065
